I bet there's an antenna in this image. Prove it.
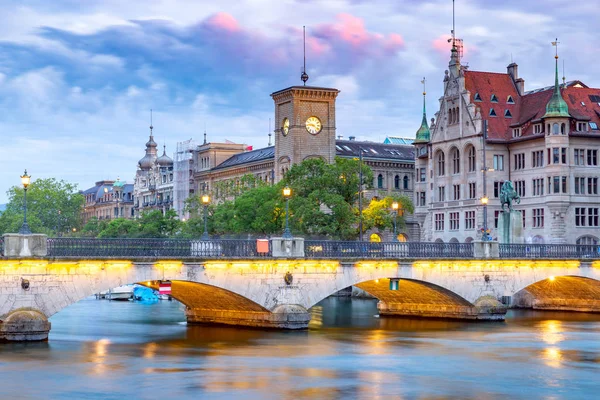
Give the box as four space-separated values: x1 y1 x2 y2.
562 59 566 87
452 0 455 48
203 122 207 145
268 118 272 146
552 37 560 59
300 26 309 85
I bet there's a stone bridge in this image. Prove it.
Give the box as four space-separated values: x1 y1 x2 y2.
1 234 600 341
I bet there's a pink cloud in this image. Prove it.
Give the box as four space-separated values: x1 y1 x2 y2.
205 12 240 33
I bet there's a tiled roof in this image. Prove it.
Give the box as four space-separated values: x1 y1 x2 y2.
465 71 600 140
384 137 415 145
335 140 415 161
212 146 275 170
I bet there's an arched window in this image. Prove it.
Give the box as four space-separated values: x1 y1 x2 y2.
552 123 559 134
451 147 460 174
561 123 566 135
369 233 382 243
467 145 476 172
532 235 545 244
377 174 384 188
465 237 474 243
394 175 400 189
576 236 598 245
403 175 409 189
434 238 444 243
437 151 445 176
397 233 408 242
449 238 459 243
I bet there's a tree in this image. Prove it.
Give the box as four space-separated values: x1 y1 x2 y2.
0 178 84 235
362 194 414 234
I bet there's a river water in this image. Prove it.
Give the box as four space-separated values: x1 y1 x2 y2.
1 297 599 399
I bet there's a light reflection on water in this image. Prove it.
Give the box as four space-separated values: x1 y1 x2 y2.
0 297 599 399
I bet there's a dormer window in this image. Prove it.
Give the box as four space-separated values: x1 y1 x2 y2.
507 95 515 104
512 128 521 138
534 124 543 134
590 122 599 130
489 108 497 117
491 94 498 103
505 109 512 118
577 122 588 132
474 93 482 102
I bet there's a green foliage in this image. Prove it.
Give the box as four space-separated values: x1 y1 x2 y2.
95 209 181 238
362 194 414 233
0 178 84 235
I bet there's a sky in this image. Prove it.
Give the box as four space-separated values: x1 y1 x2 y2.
0 0 598 202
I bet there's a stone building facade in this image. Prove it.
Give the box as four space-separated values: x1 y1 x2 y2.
414 44 600 245
81 179 134 223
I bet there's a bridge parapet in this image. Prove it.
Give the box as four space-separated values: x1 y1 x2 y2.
1 235 600 261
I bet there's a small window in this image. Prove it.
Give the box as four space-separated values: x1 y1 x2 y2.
590 122 599 130
474 93 482 102
505 109 512 118
507 95 515 104
491 94 498 102
581 101 585 106
489 108 497 117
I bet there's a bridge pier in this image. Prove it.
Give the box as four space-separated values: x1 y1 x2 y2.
0 309 51 341
377 301 506 321
186 304 311 329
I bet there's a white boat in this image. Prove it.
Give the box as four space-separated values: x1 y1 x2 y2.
105 285 134 301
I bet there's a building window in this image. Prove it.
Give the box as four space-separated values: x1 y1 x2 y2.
437 151 445 176
533 208 544 228
490 108 497 117
506 110 513 118
494 210 500 228
533 178 544 196
403 175 409 190
468 182 476 199
552 123 559 134
474 93 482 101
394 175 400 189
577 236 598 245
514 153 525 170
465 211 475 230
586 208 598 227
451 147 460 174
493 155 504 171
532 150 544 168
550 176 567 194
575 207 586 226
453 184 461 200
588 177 599 195
467 145 476 172
493 181 504 198
419 168 426 182
575 177 585 194
512 127 521 137
534 124 542 134
435 213 445 231
438 186 446 202
418 192 426 206
574 149 585 166
577 122 588 132
515 180 525 197
377 174 384 188
491 94 498 102
587 149 598 166
507 95 515 104
521 209 526 228
450 212 459 230
562 148 567 164
552 147 560 164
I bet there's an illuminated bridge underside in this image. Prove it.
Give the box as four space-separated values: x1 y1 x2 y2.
513 276 600 312
356 279 506 320
145 281 310 329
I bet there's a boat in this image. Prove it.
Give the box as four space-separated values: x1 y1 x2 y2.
105 285 134 301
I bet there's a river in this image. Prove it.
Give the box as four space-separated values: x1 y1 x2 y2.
1 297 599 399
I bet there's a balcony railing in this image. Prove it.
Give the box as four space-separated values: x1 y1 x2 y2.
304 241 474 259
499 243 600 259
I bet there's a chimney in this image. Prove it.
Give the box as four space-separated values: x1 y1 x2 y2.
349 136 356 141
507 63 524 95
337 135 343 140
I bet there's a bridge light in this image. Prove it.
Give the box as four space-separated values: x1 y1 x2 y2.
549 275 555 281
201 195 210 205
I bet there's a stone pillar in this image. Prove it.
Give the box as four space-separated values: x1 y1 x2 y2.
548 204 569 244
497 210 524 244
271 237 305 258
186 304 310 329
2 234 48 257
0 309 51 341
473 241 499 258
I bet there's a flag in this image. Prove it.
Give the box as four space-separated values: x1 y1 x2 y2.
246 145 253 151
159 281 171 295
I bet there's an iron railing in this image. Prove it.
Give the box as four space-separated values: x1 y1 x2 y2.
0 236 4 256
499 243 600 259
304 240 474 259
46 238 272 259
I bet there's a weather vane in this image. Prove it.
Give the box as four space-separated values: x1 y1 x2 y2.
301 26 309 85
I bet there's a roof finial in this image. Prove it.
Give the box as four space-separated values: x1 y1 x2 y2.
203 122 207 145
150 109 153 136
268 118 272 146
300 26 309 85
562 59 566 88
543 38 570 119
451 0 456 50
415 77 430 144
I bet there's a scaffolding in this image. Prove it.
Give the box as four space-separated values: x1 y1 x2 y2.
173 139 197 219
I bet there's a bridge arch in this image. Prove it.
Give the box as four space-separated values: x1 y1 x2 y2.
512 276 600 312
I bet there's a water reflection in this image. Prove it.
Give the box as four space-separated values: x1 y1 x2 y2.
0 297 599 399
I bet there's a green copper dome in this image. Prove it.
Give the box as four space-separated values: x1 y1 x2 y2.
543 57 570 119
414 94 430 143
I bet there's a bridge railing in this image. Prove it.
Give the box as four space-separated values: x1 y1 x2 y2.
304 240 474 259
499 243 600 259
46 238 273 259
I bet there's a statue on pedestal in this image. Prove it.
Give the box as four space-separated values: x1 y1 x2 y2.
498 181 524 244
500 181 520 211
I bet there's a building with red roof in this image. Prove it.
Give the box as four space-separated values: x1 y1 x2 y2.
414 42 600 245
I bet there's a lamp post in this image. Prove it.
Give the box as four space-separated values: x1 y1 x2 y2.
19 170 32 234
282 187 292 238
201 194 210 240
391 201 399 240
358 148 365 242
481 119 490 241
481 196 489 241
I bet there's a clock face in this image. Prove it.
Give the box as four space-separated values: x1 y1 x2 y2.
281 118 289 136
305 116 322 134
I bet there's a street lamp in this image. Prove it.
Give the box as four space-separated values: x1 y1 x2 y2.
19 170 32 234
481 196 489 241
391 202 399 240
201 194 210 240
282 187 292 238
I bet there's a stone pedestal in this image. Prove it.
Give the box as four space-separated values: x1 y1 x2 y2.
186 304 310 329
2 234 48 257
0 309 51 341
271 237 305 258
473 241 499 258
498 210 524 244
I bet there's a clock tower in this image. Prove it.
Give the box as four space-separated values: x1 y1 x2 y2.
271 85 340 182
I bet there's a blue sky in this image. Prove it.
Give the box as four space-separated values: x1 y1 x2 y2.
0 0 598 202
